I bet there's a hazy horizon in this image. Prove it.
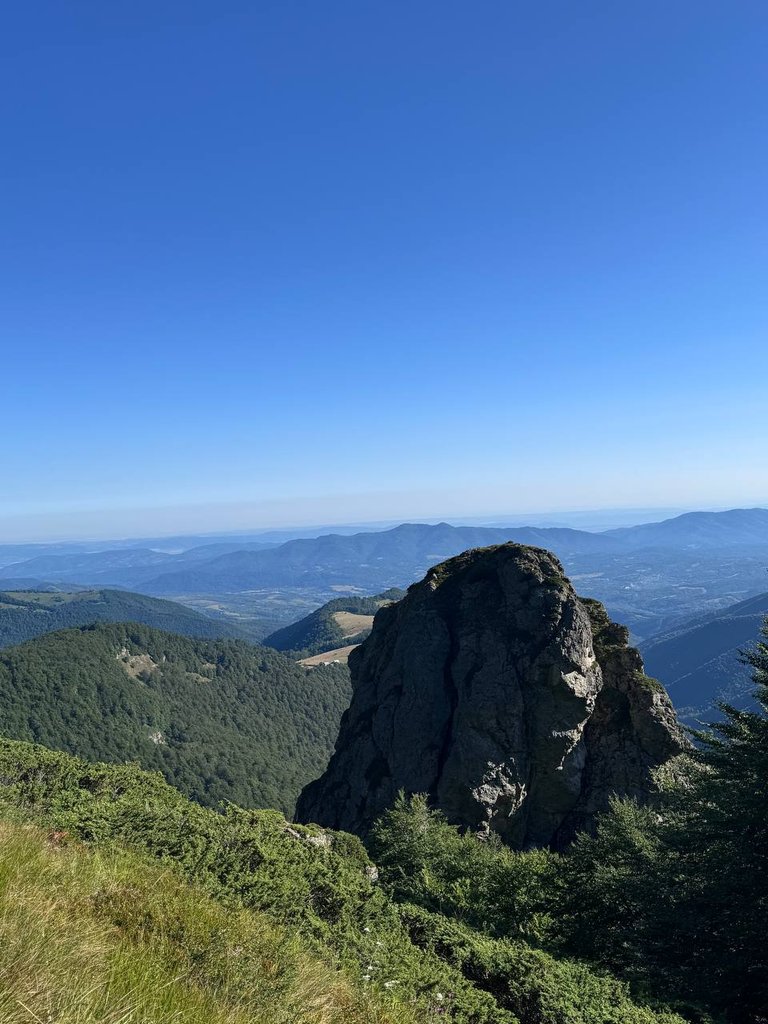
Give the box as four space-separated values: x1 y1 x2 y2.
1 497 766 546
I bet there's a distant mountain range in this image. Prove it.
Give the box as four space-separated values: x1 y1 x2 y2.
0 588 251 649
3 509 766 595
0 509 766 641
605 508 768 549
640 590 768 724
0 524 398 570
0 541 277 588
140 523 619 596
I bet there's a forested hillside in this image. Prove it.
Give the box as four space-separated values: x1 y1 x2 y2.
264 588 405 656
0 623 350 814
0 588 249 648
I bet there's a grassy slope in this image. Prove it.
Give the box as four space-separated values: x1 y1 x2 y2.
0 820 403 1024
263 589 405 657
0 623 351 815
0 738 686 1024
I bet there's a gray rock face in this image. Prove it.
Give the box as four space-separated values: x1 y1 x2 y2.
296 544 686 849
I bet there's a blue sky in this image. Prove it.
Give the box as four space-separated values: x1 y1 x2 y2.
2 2 767 540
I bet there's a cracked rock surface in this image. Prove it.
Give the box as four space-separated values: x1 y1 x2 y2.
296 544 686 849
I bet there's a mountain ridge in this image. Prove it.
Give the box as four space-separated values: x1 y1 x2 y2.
3 507 767 593
0 587 250 648
141 522 622 595
605 507 768 548
640 589 768 722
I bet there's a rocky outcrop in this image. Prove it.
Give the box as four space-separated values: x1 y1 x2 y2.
296 544 686 849
554 598 686 845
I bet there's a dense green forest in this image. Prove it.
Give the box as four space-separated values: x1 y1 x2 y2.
0 588 249 648
0 622 350 814
264 588 405 657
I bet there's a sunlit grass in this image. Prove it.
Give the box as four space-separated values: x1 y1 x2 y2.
0 822 411 1024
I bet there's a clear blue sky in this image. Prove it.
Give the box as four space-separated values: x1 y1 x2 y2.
2 2 767 540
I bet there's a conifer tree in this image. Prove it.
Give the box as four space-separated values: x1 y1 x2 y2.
680 619 768 1023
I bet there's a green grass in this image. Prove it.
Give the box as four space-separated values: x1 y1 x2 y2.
0 819 409 1024
0 740 507 1022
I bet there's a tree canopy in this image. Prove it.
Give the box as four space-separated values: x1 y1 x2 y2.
0 622 351 814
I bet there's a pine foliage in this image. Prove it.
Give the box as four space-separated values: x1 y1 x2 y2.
0 622 351 814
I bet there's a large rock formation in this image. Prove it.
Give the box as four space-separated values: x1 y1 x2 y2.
296 544 686 848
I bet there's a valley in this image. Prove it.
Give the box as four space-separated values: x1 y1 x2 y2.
641 589 768 723
2 509 766 729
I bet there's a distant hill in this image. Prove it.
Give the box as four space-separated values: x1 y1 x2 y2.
263 588 406 656
0 527 368 572
0 547 177 579
0 542 89 569
640 591 768 723
607 507 768 549
0 622 350 814
0 541 277 589
0 588 249 648
143 522 618 596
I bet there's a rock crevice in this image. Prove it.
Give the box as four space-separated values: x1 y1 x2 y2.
296 544 686 849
